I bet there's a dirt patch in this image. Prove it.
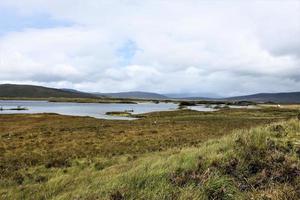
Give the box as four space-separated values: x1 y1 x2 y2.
110 191 125 200
45 158 71 168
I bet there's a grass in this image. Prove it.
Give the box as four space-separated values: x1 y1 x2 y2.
105 111 133 117
0 107 299 199
260 104 300 110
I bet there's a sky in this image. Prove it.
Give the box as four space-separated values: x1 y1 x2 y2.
0 0 299 97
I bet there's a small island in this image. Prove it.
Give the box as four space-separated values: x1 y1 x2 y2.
105 111 133 117
0 106 28 111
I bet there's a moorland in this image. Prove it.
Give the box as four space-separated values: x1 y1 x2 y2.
1 106 300 199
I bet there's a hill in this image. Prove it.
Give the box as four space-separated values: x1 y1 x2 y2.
165 91 300 103
95 91 168 99
226 91 300 103
165 92 222 99
0 84 96 98
2 83 300 103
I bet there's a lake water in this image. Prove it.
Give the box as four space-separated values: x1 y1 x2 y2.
0 101 256 120
0 100 178 120
187 105 216 112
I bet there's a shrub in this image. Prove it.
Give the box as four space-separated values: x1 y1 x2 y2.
94 162 106 171
203 175 239 200
179 101 197 106
34 175 48 183
12 172 24 185
45 158 71 168
110 191 124 200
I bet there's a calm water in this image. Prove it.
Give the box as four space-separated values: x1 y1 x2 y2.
0 101 255 120
0 100 178 120
187 105 216 111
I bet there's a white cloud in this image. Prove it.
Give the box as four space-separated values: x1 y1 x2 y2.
0 0 299 96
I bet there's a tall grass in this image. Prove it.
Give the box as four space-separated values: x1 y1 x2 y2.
1 118 299 199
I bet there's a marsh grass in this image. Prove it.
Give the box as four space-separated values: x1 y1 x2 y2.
0 108 299 199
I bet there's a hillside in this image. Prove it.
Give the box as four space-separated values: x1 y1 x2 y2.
171 91 300 103
226 92 300 103
2 83 300 103
96 91 168 99
166 91 300 103
165 92 222 99
0 84 96 98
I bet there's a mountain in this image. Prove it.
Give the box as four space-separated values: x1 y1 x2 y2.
225 92 300 103
0 84 96 98
95 91 168 99
166 91 300 103
165 92 222 99
60 88 84 94
2 83 300 103
61 88 106 98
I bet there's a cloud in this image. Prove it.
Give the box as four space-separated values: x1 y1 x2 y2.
0 0 299 96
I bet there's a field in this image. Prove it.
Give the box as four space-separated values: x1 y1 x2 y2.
0 107 299 199
260 104 300 110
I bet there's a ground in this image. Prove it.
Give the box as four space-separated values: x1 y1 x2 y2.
0 107 299 199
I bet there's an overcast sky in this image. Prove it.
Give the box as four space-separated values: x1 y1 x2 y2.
0 0 299 96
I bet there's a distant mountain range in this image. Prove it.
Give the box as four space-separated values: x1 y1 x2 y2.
94 91 168 99
0 84 95 98
1 84 300 103
225 92 300 103
165 92 222 99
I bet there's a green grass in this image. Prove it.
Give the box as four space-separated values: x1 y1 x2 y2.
1 118 299 199
105 111 133 117
0 108 299 199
